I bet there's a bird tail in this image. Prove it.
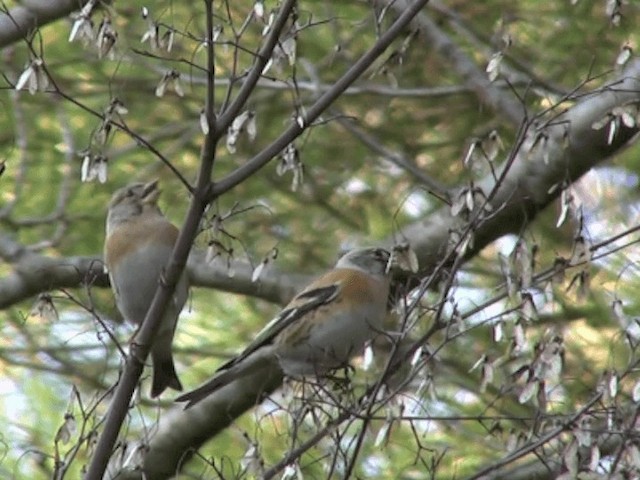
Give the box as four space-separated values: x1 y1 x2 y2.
176 349 277 408
174 368 237 407
151 345 183 398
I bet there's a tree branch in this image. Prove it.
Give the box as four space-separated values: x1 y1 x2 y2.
133 58 640 480
401 59 640 276
381 0 525 124
210 0 432 198
0 0 98 49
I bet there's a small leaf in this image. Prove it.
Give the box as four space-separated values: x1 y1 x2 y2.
556 188 572 228
591 113 613 130
374 420 392 447
253 1 265 19
281 462 303 480
96 156 108 183
521 291 537 321
109 98 128 115
262 57 274 75
80 154 108 184
163 30 175 52
482 130 503 161
281 37 297 65
608 370 618 399
362 343 374 371
513 320 527 352
277 143 303 191
465 187 475 212
589 444 601 471
81 154 91 182
251 263 265 283
563 439 579 475
613 105 637 128
155 76 168 97
96 18 118 59
240 441 263 476
605 0 622 25
486 52 503 82
574 418 591 447
607 116 619 144
390 243 419 273
69 16 94 43
212 25 223 42
469 354 487 373
463 140 481 168
612 298 625 320
493 321 504 342
55 413 76 445
450 189 468 217
632 379 640 402
570 235 591 265
31 294 59 322
480 359 494 393
156 70 183 97
69 0 96 43
626 442 640 467
173 76 184 97
247 113 258 140
411 346 424 367
506 430 519 451
200 109 209 135
15 64 35 93
122 442 147 469
616 44 633 66
262 12 275 36
518 379 538 404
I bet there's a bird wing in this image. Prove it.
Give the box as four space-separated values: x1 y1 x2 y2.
214 282 340 373
176 281 341 407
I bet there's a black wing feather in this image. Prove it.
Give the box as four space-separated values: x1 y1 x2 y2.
215 284 339 372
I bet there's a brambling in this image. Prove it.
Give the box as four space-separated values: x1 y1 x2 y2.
104 180 189 397
176 247 392 408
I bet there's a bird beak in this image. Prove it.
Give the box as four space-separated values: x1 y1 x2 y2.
141 179 160 204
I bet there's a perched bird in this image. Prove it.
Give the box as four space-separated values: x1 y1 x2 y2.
176 247 392 408
104 180 189 397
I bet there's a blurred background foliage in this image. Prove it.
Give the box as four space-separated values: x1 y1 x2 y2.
1 0 640 478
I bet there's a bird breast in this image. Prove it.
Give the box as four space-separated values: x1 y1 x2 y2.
106 216 187 326
276 272 389 376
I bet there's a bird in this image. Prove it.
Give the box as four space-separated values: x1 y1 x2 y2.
104 179 189 397
176 247 392 408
